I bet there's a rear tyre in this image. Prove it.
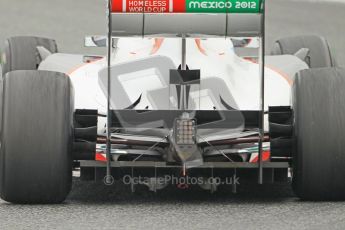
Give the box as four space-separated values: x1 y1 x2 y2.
271 35 336 68
0 70 74 204
292 67 345 200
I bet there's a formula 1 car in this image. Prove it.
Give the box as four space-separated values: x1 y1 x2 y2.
1 0 345 204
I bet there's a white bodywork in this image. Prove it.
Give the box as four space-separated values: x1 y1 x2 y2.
39 38 308 136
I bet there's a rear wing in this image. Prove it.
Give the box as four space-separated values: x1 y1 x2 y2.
110 0 264 37
104 0 267 184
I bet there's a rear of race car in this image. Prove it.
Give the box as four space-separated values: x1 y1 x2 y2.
74 0 292 193
2 0 345 203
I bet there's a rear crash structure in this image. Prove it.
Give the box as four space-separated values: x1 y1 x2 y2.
1 0 345 203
